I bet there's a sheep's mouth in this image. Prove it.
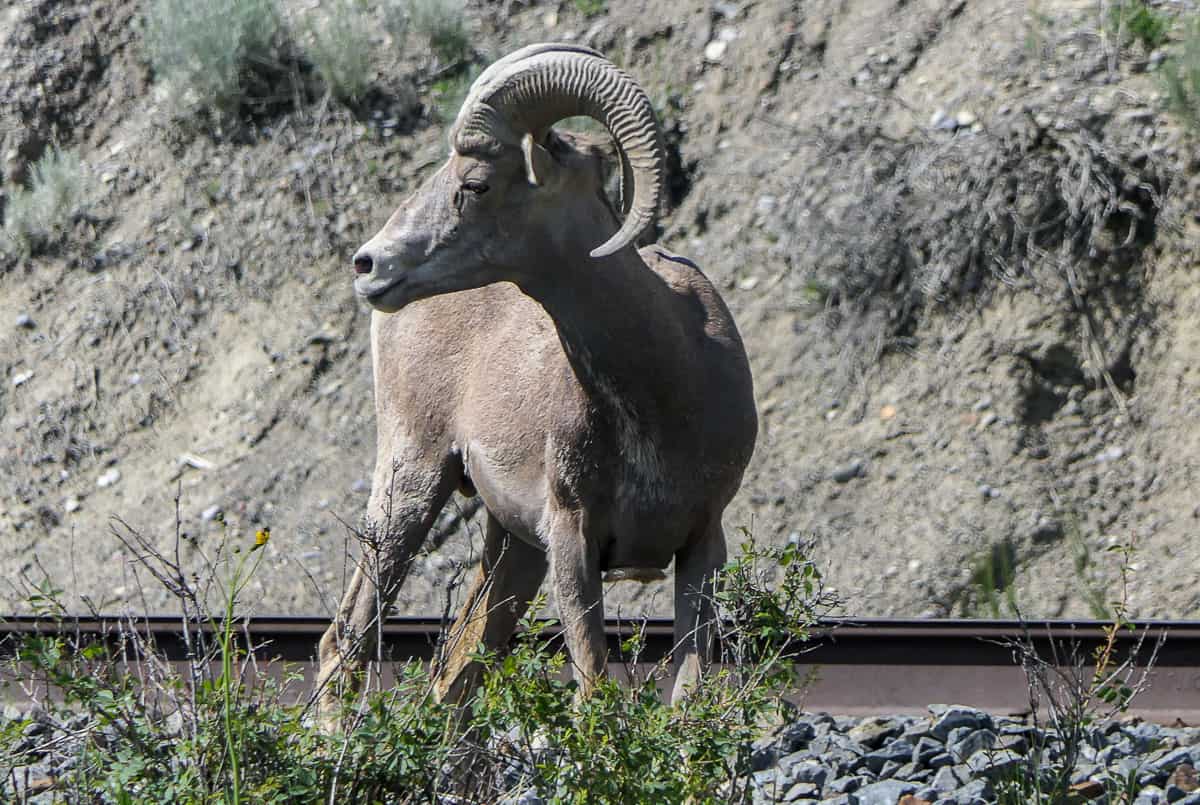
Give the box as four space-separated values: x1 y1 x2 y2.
356 274 406 302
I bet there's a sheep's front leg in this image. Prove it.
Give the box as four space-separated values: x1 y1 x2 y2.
316 459 456 729
433 513 549 705
547 510 607 695
671 520 727 703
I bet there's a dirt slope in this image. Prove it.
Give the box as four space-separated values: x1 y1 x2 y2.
1 0 1197 620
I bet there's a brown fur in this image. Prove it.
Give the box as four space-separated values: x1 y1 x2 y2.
316 130 757 722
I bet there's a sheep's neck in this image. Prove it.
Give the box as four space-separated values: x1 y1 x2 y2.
520 254 679 424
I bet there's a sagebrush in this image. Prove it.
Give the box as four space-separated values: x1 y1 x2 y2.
2 146 88 257
144 0 281 116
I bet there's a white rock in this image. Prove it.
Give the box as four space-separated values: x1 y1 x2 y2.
955 109 978 127
179 453 215 470
704 40 728 62
97 468 122 488
12 370 33 387
64 497 81 513
200 504 222 522
930 108 948 128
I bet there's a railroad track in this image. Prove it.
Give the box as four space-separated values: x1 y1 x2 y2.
2 616 1198 723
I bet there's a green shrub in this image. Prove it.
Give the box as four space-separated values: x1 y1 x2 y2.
2 146 87 257
144 0 281 116
303 0 375 106
1107 0 1172 51
408 0 469 65
573 0 608 17
1164 15 1200 128
1 527 836 802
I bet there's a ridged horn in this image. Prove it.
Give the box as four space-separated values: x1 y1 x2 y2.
452 44 665 259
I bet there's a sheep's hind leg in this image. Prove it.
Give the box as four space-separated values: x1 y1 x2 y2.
670 520 727 704
316 460 457 729
434 513 548 705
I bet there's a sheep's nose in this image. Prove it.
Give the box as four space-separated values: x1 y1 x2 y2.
353 252 373 275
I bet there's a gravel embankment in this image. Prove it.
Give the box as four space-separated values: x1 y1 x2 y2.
745 705 1200 804
5 703 1200 803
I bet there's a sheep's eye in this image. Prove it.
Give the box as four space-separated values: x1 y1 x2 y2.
463 180 489 195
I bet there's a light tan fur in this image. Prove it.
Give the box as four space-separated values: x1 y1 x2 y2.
316 121 756 722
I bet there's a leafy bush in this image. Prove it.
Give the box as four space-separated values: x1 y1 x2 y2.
1164 15 1200 128
1106 0 1172 51
144 0 281 116
408 0 469 65
1 526 836 802
2 146 87 257
573 0 608 17
302 0 375 106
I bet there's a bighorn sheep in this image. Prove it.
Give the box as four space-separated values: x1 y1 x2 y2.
316 43 757 718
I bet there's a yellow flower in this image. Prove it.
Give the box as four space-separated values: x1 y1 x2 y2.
253 527 270 550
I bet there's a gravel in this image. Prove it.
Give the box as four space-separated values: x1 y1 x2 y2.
5 702 1200 803
739 706 1200 804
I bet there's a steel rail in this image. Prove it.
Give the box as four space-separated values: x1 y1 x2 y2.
2 616 1198 722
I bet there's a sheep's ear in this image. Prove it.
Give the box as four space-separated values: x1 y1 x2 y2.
521 133 556 187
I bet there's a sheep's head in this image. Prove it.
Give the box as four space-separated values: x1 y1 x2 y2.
352 44 665 313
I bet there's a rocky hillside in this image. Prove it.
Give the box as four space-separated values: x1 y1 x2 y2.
1 0 1198 619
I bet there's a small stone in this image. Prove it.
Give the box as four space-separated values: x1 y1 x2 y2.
950 778 994 802
965 748 1023 779
880 404 897 420
827 775 863 794
949 729 996 760
779 758 829 788
1148 747 1195 775
927 752 955 768
12 370 34 387
855 779 917 805
64 497 80 513
778 719 818 752
912 736 944 767
898 797 931 805
783 781 820 800
864 739 915 773
849 717 904 749
955 109 977 127
930 765 963 792
929 706 994 741
1135 786 1166 805
995 733 1029 754
16 313 35 329
200 505 222 522
1170 764 1200 793
96 468 122 488
831 459 865 483
1132 787 1161 805
704 40 728 61
1070 780 1107 800
978 412 998 429
749 738 776 771
350 478 370 494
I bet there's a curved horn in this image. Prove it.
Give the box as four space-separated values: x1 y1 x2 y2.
453 45 665 259
449 43 604 146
